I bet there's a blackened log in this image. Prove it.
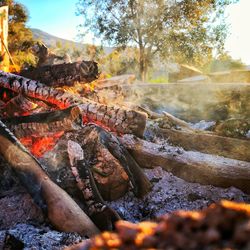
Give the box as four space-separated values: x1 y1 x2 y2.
3 106 82 137
67 139 121 231
0 120 99 236
0 71 147 136
19 61 99 87
120 135 250 194
68 125 152 200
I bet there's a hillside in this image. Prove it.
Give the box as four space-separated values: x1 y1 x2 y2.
31 28 113 54
31 28 85 49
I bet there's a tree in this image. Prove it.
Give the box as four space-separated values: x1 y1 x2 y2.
0 0 36 70
76 0 237 80
203 53 245 73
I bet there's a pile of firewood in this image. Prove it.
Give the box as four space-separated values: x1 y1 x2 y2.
0 60 249 245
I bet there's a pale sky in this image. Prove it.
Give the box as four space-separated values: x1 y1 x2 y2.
18 0 250 65
224 0 250 64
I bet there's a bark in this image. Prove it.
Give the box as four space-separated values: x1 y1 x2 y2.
67 125 152 200
152 127 250 162
0 120 99 236
120 135 250 194
0 71 147 137
148 112 250 162
19 61 99 87
3 106 82 137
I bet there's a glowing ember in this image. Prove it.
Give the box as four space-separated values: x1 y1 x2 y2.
20 131 64 157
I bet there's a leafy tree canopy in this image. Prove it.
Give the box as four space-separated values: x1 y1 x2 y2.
77 0 238 80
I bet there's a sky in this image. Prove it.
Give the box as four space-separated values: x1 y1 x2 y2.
18 0 250 64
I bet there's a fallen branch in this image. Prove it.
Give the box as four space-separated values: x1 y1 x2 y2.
120 135 250 194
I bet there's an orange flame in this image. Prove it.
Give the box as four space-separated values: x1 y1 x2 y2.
20 131 64 158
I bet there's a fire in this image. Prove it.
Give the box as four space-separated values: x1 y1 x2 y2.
59 73 108 95
20 131 64 158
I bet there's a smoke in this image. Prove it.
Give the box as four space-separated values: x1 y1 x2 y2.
124 82 250 122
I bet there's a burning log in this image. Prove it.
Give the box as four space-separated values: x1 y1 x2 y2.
0 71 147 137
0 120 99 236
2 106 151 230
65 125 151 229
19 60 99 87
0 94 40 117
3 106 82 137
120 135 250 194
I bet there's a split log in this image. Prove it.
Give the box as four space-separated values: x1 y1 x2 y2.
120 135 250 194
0 120 99 236
67 125 152 199
19 61 99 87
0 71 147 137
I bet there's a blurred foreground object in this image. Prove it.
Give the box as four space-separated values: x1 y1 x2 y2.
69 200 250 250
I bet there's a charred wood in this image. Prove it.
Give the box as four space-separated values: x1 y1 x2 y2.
67 125 151 200
0 71 147 137
3 106 82 137
19 61 99 87
0 120 99 236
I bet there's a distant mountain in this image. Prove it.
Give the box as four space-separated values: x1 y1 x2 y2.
31 28 113 54
31 28 85 49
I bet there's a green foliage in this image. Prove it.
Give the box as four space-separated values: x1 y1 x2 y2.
148 76 168 84
0 0 37 69
76 0 238 80
101 47 138 76
203 53 245 73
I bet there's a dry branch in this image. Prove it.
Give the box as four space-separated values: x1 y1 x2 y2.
120 135 250 194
